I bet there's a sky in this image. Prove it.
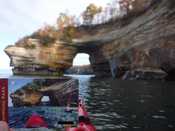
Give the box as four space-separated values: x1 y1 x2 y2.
73 53 90 65
0 0 112 70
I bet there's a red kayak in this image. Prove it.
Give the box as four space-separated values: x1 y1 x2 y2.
25 113 48 128
66 100 96 131
25 100 96 130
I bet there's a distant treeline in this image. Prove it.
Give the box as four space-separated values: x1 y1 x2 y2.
65 65 93 75
16 0 153 46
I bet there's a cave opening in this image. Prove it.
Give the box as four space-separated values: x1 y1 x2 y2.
65 53 94 75
73 53 90 66
41 96 50 105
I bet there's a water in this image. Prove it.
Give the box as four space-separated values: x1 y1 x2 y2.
1 70 175 130
9 107 78 129
0 71 79 129
68 75 175 131
0 69 12 78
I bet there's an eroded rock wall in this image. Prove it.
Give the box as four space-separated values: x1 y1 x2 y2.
100 0 175 80
5 40 77 76
4 0 175 80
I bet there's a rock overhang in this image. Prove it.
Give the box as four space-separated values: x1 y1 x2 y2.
4 0 175 80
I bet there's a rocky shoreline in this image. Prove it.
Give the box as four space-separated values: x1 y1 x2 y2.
4 0 175 80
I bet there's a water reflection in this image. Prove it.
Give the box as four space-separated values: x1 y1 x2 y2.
68 75 175 131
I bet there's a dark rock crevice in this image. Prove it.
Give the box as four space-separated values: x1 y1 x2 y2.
165 69 175 81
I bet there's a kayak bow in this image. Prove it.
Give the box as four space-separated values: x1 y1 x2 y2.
25 113 48 128
66 100 96 131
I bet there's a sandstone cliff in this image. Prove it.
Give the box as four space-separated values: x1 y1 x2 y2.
10 78 78 107
4 0 175 80
5 39 77 76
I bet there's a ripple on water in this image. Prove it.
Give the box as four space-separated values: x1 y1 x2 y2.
69 75 175 131
152 115 167 119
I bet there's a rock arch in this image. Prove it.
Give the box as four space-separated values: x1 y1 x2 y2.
4 0 175 80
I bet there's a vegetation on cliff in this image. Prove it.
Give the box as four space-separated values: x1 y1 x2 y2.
14 0 153 46
6 0 175 79
82 3 102 25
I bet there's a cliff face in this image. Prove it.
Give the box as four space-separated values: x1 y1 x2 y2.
5 39 77 76
10 78 78 107
4 0 175 80
100 0 175 80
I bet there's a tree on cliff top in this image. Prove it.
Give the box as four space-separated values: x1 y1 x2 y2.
119 0 135 14
82 3 102 25
31 25 59 46
57 13 76 31
61 26 77 42
119 0 151 15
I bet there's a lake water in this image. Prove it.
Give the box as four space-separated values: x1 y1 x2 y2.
68 75 175 131
1 70 175 130
9 107 78 129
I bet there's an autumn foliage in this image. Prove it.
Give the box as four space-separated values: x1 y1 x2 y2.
57 13 76 31
82 3 102 25
16 0 152 47
31 25 59 46
119 0 151 15
61 26 77 42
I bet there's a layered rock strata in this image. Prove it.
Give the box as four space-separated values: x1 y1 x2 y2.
5 0 175 80
10 78 78 107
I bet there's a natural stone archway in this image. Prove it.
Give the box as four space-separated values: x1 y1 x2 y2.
4 0 175 80
65 53 93 75
4 40 112 77
88 49 111 77
73 44 112 77
10 78 78 107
